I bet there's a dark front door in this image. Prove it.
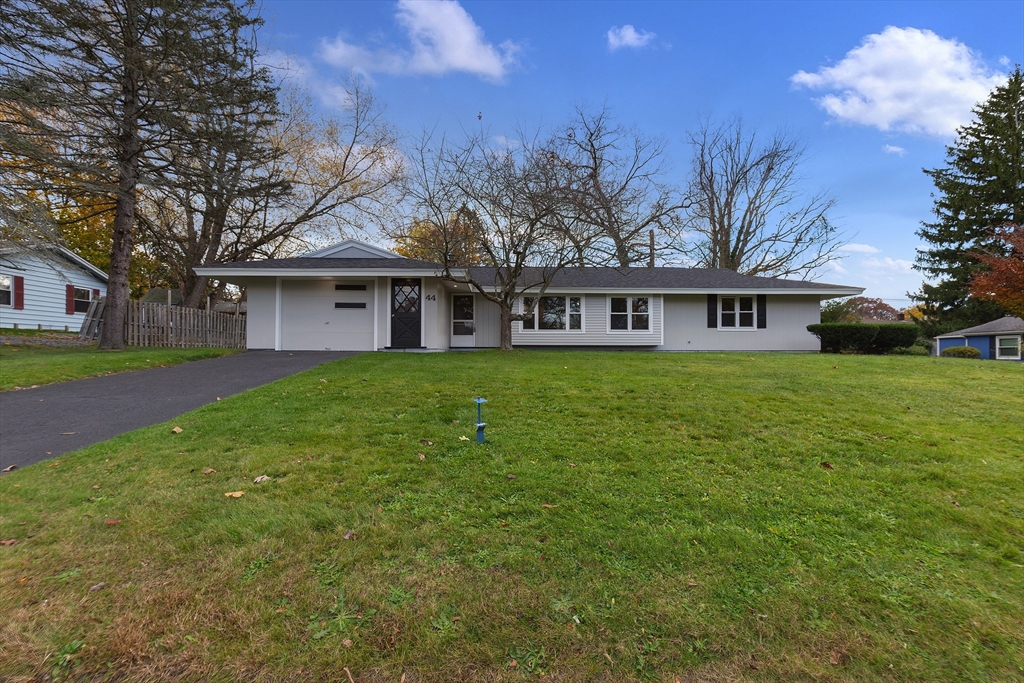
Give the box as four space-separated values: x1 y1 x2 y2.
391 278 422 348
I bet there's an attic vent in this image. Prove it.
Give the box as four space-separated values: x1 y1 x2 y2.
335 284 367 291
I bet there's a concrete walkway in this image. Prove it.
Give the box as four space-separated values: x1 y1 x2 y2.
0 350 355 472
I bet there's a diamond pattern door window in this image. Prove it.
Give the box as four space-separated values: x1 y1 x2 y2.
393 283 420 313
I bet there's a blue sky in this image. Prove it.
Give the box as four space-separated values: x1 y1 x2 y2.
261 0 1024 304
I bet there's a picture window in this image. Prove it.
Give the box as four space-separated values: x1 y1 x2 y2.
520 296 582 331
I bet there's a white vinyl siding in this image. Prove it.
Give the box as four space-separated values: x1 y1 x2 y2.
660 294 820 351
0 253 106 331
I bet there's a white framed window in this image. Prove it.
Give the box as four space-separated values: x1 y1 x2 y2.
608 296 650 331
521 296 583 331
996 335 1021 360
720 295 755 329
0 274 11 307
73 287 92 313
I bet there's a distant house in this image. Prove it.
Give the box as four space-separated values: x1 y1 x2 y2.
934 316 1024 361
0 246 108 331
194 239 864 352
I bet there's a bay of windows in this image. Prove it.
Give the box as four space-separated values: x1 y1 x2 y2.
521 296 582 330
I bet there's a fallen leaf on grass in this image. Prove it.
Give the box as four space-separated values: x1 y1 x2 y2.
604 652 614 665
417 453 426 461
47 462 60 468
568 462 576 468
105 519 121 525
89 582 105 592
820 462 834 471
343 530 356 540
541 503 559 509
0 539 17 546
506 474 516 480
952 501 961 507
202 468 217 475
171 426 183 434
253 475 271 484
224 491 245 498
458 436 470 441
508 659 517 668
686 582 698 590
342 638 353 648
2 465 17 472
420 439 433 446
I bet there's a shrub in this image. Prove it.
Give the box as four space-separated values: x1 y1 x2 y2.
941 345 982 359
913 338 933 353
870 324 920 353
891 345 929 356
806 323 878 353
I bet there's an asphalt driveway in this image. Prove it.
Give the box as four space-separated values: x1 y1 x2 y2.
0 350 355 472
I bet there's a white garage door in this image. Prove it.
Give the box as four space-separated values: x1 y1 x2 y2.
281 280 375 351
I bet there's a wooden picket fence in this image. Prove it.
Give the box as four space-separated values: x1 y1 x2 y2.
80 297 246 349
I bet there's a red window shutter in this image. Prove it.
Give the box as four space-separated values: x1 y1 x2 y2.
13 276 25 310
93 288 100 299
66 284 75 314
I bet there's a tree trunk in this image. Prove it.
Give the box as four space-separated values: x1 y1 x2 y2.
182 275 208 309
499 305 514 350
99 3 140 350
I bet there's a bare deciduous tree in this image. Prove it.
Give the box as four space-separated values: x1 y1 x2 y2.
555 106 686 267
139 82 404 308
677 118 842 278
398 130 587 350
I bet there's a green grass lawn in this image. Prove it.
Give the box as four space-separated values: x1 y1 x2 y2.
0 345 236 391
0 352 1021 682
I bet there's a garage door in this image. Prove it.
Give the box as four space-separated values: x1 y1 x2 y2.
281 280 375 351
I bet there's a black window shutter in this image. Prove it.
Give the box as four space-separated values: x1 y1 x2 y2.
757 294 767 329
989 336 996 360
707 294 717 328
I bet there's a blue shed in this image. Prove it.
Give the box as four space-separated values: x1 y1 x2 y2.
934 316 1024 360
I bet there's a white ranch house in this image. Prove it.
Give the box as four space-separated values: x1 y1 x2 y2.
195 240 864 353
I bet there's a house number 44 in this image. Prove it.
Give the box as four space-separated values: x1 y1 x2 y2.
425 294 436 301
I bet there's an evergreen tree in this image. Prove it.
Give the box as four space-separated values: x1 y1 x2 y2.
914 67 1024 336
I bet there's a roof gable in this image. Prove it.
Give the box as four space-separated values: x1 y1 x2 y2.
302 239 402 259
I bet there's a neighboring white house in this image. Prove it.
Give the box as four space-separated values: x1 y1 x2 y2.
194 239 864 353
0 246 108 332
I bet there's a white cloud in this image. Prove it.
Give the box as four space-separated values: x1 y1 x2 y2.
607 25 656 51
791 26 1007 137
319 0 518 82
999 56 1011 67
882 144 907 156
839 243 882 254
861 256 915 274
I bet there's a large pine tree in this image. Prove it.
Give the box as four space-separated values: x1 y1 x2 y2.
914 67 1024 336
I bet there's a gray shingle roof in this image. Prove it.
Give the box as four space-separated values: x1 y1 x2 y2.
936 316 1024 337
466 266 854 290
198 257 859 291
204 257 440 270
